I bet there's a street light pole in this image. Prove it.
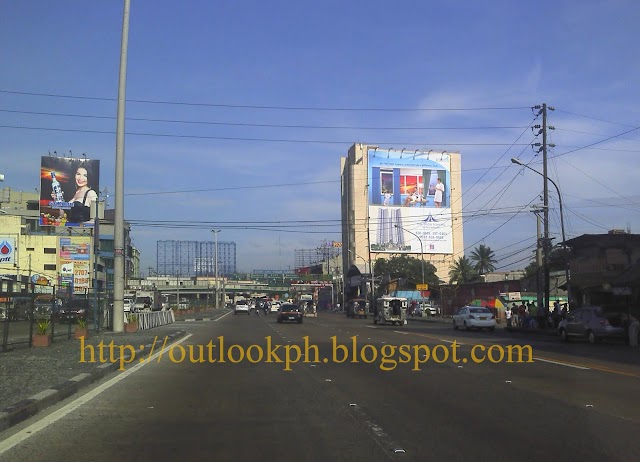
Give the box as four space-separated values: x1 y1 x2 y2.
512 157 570 308
394 224 425 306
348 250 369 300
211 230 221 309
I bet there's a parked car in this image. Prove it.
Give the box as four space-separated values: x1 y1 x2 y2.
558 306 637 343
234 300 250 315
277 304 303 324
453 306 496 331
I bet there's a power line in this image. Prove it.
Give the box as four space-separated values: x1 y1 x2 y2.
551 125 640 159
0 108 528 131
0 124 536 147
555 108 638 129
0 89 531 112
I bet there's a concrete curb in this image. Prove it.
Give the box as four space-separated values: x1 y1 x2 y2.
0 330 186 433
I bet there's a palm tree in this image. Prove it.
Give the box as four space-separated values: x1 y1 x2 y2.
470 244 497 275
448 257 478 284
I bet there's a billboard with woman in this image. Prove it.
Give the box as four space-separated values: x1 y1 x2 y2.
39 157 100 227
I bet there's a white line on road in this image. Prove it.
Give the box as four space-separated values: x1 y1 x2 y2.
214 311 233 321
534 357 590 370
0 334 194 456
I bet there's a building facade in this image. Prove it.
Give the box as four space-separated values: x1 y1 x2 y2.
0 187 136 296
340 144 464 284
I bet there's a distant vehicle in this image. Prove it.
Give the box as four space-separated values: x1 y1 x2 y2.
558 306 637 343
277 304 303 324
373 296 407 326
57 298 90 323
234 300 250 315
134 290 160 312
420 303 439 316
346 299 369 319
270 301 281 314
452 306 496 331
124 299 134 313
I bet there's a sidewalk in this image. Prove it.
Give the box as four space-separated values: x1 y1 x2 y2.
0 324 186 433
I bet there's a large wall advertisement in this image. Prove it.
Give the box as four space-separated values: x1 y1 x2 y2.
39 157 100 227
368 149 453 255
58 237 91 295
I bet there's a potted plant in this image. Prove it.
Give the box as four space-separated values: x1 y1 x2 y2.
33 320 51 347
74 318 88 339
125 314 139 333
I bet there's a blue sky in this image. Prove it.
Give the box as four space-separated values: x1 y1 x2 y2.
1 0 639 276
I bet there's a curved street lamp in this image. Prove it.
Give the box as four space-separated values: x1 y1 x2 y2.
394 224 426 307
511 158 570 306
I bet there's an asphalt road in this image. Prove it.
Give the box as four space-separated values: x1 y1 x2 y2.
1 310 638 461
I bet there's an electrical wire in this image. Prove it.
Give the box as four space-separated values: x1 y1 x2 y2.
0 89 532 112
0 124 536 147
0 108 528 131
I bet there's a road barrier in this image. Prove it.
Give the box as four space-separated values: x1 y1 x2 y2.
127 310 175 330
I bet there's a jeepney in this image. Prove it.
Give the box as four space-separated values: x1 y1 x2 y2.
373 296 407 326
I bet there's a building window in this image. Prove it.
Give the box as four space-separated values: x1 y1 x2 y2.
44 248 57 254
27 247 35 251
44 264 56 271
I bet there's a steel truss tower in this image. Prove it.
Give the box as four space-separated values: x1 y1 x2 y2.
157 240 236 277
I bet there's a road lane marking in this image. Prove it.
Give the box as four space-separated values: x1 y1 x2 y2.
0 333 194 456
397 331 639 378
533 355 640 378
214 311 233 321
533 357 590 370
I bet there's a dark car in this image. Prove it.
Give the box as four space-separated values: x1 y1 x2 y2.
56 298 90 323
277 304 303 324
558 306 637 343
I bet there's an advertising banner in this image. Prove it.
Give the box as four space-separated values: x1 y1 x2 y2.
368 149 453 254
39 156 100 227
58 237 91 295
0 238 16 265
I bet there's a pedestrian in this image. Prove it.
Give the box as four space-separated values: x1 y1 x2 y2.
505 304 513 329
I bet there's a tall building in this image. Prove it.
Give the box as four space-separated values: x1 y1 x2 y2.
0 187 136 295
340 144 464 282
156 240 237 277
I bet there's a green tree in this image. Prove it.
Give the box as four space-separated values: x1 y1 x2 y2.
373 255 439 294
448 256 478 284
470 244 497 275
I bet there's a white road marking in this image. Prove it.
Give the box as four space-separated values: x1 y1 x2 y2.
214 311 233 321
0 334 193 456
533 357 590 370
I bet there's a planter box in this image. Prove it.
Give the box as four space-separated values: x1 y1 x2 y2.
32 334 51 347
125 322 138 333
74 328 89 339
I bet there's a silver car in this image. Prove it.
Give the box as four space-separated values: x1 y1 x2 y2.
453 306 496 331
558 306 636 344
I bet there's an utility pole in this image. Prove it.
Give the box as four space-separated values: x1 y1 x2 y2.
542 103 550 322
532 206 543 309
